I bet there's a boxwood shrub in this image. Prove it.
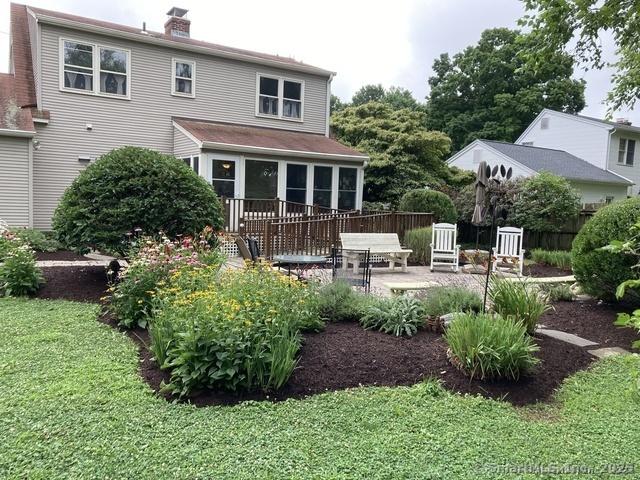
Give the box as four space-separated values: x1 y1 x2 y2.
572 197 640 302
52 147 224 254
398 189 457 223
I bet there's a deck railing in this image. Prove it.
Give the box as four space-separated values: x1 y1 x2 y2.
262 211 433 258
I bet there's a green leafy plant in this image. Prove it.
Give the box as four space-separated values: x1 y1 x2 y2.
11 228 60 252
360 296 425 337
422 286 483 318
398 189 457 223
404 227 432 265
52 146 224 255
0 245 44 297
530 249 572 270
539 283 575 302
315 280 368 322
150 264 320 396
572 197 640 302
444 313 540 380
488 276 551 334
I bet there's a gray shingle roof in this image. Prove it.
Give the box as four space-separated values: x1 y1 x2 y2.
482 140 633 185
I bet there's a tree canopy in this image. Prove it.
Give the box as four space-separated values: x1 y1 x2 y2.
330 102 451 205
425 28 586 152
521 0 640 112
333 84 421 114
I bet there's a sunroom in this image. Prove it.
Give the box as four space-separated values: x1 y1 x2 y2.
173 118 369 230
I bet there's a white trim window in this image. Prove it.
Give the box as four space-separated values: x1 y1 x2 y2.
338 167 358 210
256 74 304 121
172 58 195 97
618 138 635 166
182 155 200 174
211 159 236 198
61 38 130 98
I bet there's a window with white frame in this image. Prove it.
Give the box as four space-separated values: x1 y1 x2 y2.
257 75 303 120
313 166 332 208
338 167 358 210
182 155 200 174
286 164 307 204
618 138 635 166
62 39 129 97
172 59 195 97
212 159 235 198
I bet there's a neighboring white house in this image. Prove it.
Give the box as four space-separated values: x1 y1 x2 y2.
448 109 636 204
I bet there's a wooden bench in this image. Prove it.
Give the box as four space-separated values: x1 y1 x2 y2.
340 233 412 273
384 281 439 295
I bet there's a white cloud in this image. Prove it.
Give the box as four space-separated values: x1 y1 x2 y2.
0 0 636 122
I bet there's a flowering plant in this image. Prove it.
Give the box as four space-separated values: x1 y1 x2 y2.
0 219 44 296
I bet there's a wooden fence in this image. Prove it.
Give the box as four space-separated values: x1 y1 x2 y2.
262 211 433 258
458 211 595 251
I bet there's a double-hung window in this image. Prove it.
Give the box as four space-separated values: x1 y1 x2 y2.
257 74 304 120
172 59 195 97
61 39 129 98
618 138 635 166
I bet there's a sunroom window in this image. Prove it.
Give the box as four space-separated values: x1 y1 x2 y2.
257 75 303 120
173 59 195 97
182 156 200 174
338 167 358 210
61 39 129 98
63 41 93 92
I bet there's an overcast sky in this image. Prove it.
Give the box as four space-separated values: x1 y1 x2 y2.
1 0 637 122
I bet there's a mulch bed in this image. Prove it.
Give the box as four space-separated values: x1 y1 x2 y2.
524 263 572 278
35 250 91 261
541 299 638 350
36 266 109 302
34 267 624 407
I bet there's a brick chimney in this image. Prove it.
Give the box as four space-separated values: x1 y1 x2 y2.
164 7 190 38
616 117 632 126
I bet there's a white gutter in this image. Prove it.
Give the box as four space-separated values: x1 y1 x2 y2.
0 128 36 138
200 140 368 162
34 13 336 78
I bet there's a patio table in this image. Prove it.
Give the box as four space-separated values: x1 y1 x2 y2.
272 254 329 278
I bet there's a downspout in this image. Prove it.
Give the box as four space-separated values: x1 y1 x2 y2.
325 73 334 137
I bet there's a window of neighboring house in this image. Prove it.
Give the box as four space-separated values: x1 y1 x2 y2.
313 166 332 208
212 159 235 197
182 155 200 174
257 75 304 120
172 59 195 97
540 117 549 129
62 39 129 98
338 167 358 210
618 138 635 166
472 149 482 164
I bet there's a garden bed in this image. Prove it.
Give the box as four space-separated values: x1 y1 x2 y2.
36 266 108 302
101 314 595 407
524 263 572 278
35 250 92 261
541 299 638 349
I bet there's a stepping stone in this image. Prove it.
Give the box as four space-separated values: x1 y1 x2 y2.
587 347 630 359
536 328 598 347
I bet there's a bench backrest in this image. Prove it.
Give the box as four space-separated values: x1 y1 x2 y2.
431 223 457 252
495 226 523 256
340 233 403 251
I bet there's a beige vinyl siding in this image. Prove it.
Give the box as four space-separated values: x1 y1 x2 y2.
32 24 329 228
27 11 41 108
0 137 31 227
608 131 639 196
173 128 200 158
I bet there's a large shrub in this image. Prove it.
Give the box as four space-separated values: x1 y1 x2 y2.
11 228 60 252
398 189 457 223
53 147 224 254
512 172 581 232
445 313 539 380
488 277 550 334
109 228 225 328
404 227 432 265
149 264 321 396
572 197 640 301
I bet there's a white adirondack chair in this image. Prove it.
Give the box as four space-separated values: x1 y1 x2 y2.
492 226 525 276
430 223 460 272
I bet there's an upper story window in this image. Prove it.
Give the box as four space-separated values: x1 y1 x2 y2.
540 117 550 129
257 74 304 121
172 59 195 97
618 138 635 166
61 39 129 98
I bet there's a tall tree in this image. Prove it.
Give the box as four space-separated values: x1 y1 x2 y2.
331 102 451 205
351 84 387 106
425 28 586 152
521 0 640 112
349 84 421 110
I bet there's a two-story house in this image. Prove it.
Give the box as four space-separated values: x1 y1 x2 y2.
0 4 368 229
447 109 635 205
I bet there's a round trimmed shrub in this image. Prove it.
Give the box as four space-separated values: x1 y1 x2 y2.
53 147 223 254
572 197 640 302
398 189 457 223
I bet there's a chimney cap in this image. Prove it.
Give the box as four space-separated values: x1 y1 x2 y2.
166 7 188 18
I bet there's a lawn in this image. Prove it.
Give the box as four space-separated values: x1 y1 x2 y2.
0 298 639 479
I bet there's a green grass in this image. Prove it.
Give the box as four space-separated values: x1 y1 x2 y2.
1 298 639 479
530 249 572 270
